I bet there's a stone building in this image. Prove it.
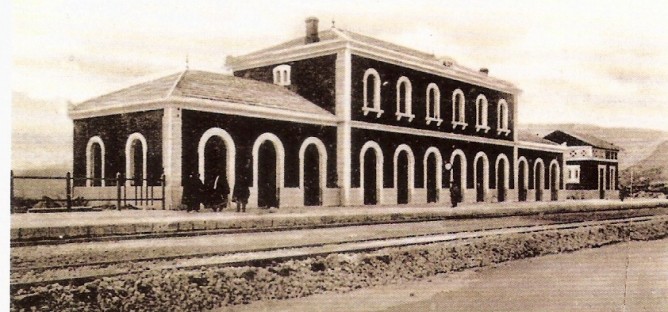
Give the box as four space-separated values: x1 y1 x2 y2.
69 17 571 209
544 130 620 199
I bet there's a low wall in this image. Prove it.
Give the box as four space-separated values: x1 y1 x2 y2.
11 217 668 311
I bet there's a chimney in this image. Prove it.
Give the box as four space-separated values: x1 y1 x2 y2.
479 68 489 75
305 17 320 44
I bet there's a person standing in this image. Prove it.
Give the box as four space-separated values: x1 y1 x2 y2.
183 173 202 212
233 166 250 213
450 183 461 208
210 175 230 212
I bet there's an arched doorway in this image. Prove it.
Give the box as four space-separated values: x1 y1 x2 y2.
396 151 409 204
518 158 528 202
363 148 378 205
535 160 544 201
130 140 144 186
258 141 278 208
91 143 102 186
497 158 507 202
474 152 489 203
203 136 228 192
450 151 466 203
303 144 321 206
426 152 439 203
550 162 559 201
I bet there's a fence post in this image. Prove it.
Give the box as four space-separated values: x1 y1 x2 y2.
10 170 14 212
161 173 166 210
116 172 122 211
66 172 72 210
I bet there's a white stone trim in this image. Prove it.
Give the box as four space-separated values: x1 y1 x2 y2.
473 151 490 200
360 140 384 205
299 137 328 193
598 164 607 194
395 76 415 121
518 140 566 153
609 167 616 190
549 159 561 191
425 83 442 125
451 89 467 129
272 64 291 86
497 99 510 135
393 144 415 203
252 132 286 190
495 153 510 200
517 156 529 190
450 149 468 201
475 94 489 132
350 120 515 147
423 147 443 200
197 127 236 190
534 158 545 192
70 98 338 127
125 132 148 187
85 136 105 187
336 48 353 206
362 68 383 117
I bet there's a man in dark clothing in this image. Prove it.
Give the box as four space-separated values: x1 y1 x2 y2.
233 175 250 212
183 173 203 212
450 183 461 208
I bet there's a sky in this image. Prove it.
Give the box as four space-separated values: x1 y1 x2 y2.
7 0 668 171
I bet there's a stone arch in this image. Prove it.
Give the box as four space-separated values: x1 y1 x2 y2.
86 136 105 187
299 137 328 205
473 151 490 202
360 141 384 205
125 132 147 187
517 156 529 201
423 147 443 203
549 159 561 201
450 149 467 202
534 158 545 201
197 127 236 189
495 153 510 202
252 133 285 207
393 144 415 204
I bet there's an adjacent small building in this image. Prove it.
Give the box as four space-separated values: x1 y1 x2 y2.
68 17 617 209
544 130 620 199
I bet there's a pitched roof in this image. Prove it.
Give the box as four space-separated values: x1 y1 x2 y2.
518 131 561 145
230 28 517 91
544 130 619 151
71 70 334 117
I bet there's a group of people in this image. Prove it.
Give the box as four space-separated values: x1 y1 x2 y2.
182 172 250 213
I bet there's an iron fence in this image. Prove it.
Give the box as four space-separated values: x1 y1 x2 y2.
10 171 166 212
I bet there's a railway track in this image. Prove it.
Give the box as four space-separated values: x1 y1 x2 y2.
11 214 667 291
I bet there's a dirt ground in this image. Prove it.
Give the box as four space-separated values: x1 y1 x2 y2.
222 238 668 312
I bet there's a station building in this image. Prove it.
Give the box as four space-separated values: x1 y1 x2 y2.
544 130 620 199
69 17 573 209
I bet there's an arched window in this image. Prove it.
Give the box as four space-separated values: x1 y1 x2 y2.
497 99 511 135
425 83 442 125
395 76 414 121
86 136 105 187
362 68 383 117
272 64 291 86
451 89 467 129
475 94 490 132
125 132 147 187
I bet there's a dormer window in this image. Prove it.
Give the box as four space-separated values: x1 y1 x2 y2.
451 89 467 129
362 68 383 117
425 83 442 125
497 99 511 135
395 76 414 121
272 64 291 86
475 94 490 133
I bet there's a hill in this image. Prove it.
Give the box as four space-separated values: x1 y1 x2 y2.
519 123 668 169
619 140 668 187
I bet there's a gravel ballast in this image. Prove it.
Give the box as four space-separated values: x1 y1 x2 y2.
10 217 668 311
